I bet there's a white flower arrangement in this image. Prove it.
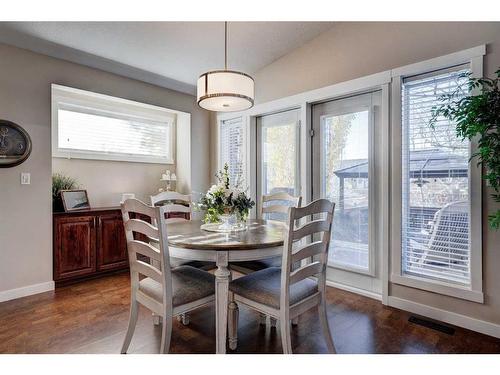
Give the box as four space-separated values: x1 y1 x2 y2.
199 164 255 223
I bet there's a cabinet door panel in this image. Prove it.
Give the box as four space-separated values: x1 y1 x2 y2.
54 216 96 280
97 214 128 271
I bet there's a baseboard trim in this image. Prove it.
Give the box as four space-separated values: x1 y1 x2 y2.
0 281 55 303
388 296 500 339
326 280 382 301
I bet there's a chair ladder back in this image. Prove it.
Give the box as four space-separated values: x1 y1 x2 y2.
291 241 324 263
124 218 159 239
260 191 302 221
128 240 161 262
280 199 335 307
150 191 192 224
121 199 173 306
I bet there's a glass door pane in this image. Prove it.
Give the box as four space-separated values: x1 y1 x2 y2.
257 109 300 219
313 91 380 274
321 109 370 270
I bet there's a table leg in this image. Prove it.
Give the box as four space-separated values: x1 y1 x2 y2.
228 292 239 350
215 251 230 354
152 313 160 325
151 259 161 326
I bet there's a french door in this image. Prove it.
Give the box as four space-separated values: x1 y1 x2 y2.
256 109 301 217
312 91 383 295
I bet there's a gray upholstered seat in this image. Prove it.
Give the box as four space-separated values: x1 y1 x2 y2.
229 267 318 309
231 256 282 272
170 258 216 271
139 265 215 307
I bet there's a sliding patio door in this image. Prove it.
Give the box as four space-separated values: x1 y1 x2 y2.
312 91 382 294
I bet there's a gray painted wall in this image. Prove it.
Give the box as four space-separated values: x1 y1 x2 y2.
0 43 210 293
52 159 174 207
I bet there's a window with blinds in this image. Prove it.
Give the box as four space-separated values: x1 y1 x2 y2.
52 86 175 164
401 65 471 286
220 117 246 188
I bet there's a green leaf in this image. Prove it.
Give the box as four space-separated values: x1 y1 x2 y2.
429 65 500 231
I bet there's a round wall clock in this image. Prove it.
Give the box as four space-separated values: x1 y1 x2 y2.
0 120 32 168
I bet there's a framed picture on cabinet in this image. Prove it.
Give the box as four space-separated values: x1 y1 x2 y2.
60 190 91 212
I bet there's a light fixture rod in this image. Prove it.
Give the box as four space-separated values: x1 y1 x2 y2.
224 21 228 70
197 21 254 112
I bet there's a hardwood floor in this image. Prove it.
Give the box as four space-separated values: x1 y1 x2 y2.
1 273 499 354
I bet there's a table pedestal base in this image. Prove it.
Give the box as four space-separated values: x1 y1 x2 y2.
215 251 231 354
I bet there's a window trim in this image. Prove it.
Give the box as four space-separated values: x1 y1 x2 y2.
51 84 178 164
390 45 485 303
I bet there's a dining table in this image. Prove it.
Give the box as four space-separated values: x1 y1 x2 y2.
166 219 286 354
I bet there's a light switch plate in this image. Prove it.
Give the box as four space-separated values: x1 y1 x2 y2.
21 172 31 185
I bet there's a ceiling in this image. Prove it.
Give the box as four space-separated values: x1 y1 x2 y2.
0 22 334 94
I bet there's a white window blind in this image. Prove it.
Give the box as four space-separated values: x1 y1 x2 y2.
401 65 471 286
220 117 246 187
52 86 175 164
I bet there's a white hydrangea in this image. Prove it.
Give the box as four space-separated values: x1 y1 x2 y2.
207 184 221 195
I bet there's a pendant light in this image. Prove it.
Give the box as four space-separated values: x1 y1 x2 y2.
197 22 255 112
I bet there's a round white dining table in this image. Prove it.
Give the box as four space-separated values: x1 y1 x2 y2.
166 219 286 354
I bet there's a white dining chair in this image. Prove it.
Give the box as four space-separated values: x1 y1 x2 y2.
150 191 192 221
120 198 215 354
151 191 215 270
260 191 303 221
231 191 302 274
230 191 302 327
227 199 336 354
150 191 215 325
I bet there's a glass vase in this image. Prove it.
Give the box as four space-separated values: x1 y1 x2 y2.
219 213 238 231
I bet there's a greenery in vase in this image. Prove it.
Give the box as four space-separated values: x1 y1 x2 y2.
52 173 79 211
199 164 255 223
430 68 500 229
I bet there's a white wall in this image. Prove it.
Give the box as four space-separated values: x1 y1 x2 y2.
0 42 210 296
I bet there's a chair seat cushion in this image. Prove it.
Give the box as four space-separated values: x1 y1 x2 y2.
231 256 282 272
229 267 318 309
139 265 215 307
170 258 216 271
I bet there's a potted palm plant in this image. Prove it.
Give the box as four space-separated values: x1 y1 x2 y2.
52 173 79 212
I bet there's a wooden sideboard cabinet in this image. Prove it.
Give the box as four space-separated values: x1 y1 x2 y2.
97 213 128 272
53 207 129 286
